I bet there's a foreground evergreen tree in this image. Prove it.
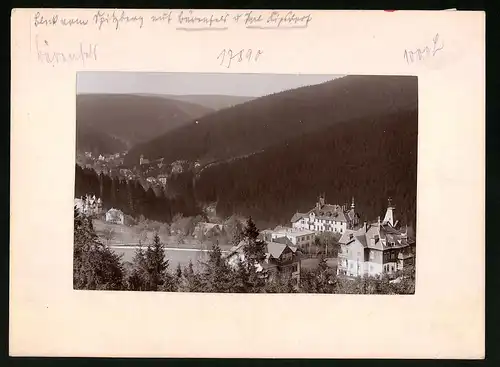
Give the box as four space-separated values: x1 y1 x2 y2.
126 233 175 291
178 260 204 292
299 260 337 293
224 215 245 245
126 247 147 291
202 242 234 292
239 217 267 292
231 257 252 293
160 272 179 292
264 272 297 293
390 265 416 294
73 207 124 290
144 233 169 291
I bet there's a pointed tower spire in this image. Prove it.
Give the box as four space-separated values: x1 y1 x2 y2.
383 197 395 227
351 196 355 209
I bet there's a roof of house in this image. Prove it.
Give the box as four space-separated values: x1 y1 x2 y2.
340 222 415 251
271 227 315 238
266 242 288 259
273 236 294 246
225 240 247 259
290 199 362 224
290 212 306 223
307 204 349 222
225 240 297 263
266 241 298 259
107 208 123 214
198 222 222 231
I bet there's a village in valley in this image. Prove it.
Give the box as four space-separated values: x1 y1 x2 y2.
77 150 195 192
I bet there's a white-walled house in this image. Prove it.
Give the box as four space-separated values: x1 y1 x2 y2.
337 200 415 278
105 208 124 225
290 195 360 234
267 227 315 250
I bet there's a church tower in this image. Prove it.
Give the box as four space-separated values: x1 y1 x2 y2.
319 193 325 207
383 198 395 227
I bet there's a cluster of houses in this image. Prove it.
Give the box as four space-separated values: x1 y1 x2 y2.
78 151 205 194
74 195 125 225
224 195 416 284
79 152 126 176
74 194 102 216
74 190 416 285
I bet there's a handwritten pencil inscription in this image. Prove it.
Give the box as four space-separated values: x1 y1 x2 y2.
217 48 263 69
176 10 230 30
35 36 98 66
31 10 312 32
34 12 89 27
93 10 144 30
404 33 444 65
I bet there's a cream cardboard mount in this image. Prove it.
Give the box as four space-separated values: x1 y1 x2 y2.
10 9 484 358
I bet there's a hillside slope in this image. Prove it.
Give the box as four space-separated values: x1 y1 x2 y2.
124 75 418 166
135 94 255 111
76 94 214 155
194 108 418 229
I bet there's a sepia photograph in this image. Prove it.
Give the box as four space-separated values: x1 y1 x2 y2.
74 72 418 294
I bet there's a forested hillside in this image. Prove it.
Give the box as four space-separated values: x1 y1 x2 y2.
77 109 417 230
125 75 417 166
76 125 128 155
76 94 214 155
77 76 418 231
194 109 418 229
75 164 201 223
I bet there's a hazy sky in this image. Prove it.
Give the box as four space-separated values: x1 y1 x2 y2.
77 72 343 97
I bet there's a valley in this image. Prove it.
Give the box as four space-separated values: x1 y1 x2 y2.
76 75 418 230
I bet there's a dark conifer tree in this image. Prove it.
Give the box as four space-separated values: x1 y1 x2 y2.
202 242 234 293
73 207 124 290
144 233 168 291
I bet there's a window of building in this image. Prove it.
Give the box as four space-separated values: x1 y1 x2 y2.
391 252 395 260
370 250 374 260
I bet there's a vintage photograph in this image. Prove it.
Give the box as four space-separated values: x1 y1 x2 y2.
74 72 418 294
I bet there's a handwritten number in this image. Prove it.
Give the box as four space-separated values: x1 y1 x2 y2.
432 33 444 56
255 50 263 61
218 48 263 68
217 49 226 66
405 33 444 65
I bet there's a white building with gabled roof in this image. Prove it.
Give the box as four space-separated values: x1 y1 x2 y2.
337 199 415 278
290 195 360 233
